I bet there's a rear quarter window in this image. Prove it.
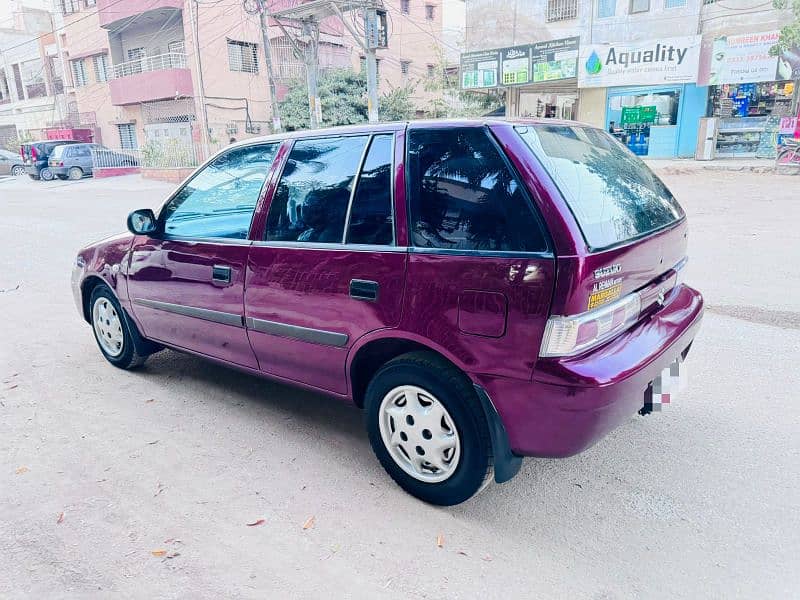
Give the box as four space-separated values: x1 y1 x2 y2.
515 125 684 250
407 127 547 253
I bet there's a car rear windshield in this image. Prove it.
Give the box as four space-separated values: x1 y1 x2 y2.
515 124 684 250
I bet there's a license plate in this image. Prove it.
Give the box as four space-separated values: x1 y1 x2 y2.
643 356 687 412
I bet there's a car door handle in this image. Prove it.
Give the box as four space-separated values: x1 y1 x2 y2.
349 279 379 302
212 264 232 285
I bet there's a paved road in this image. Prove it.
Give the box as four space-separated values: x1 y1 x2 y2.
1 172 798 599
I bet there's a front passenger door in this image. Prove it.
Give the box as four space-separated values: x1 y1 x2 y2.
127 143 279 368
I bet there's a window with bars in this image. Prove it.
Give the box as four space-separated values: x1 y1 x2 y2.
93 54 109 83
60 0 81 14
0 69 11 104
597 0 616 17
118 123 138 149
401 60 411 76
546 0 577 21
426 63 435 77
71 58 88 87
629 0 650 12
425 3 435 19
227 40 259 74
48 57 64 94
21 59 46 99
401 0 410 13
664 0 685 7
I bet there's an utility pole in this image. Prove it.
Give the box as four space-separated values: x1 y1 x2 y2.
271 0 386 129
363 7 379 123
253 0 282 132
189 0 211 159
303 21 321 128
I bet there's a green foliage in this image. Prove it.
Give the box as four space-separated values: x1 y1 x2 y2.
279 69 368 130
4 131 35 152
771 0 800 54
379 84 417 121
140 138 198 168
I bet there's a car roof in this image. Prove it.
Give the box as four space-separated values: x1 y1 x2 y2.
228 118 587 148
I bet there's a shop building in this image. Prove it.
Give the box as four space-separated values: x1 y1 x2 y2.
696 0 799 158
462 0 582 119
576 36 708 158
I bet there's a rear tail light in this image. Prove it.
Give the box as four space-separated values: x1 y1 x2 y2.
59 161 64 167
540 292 642 358
31 147 38 160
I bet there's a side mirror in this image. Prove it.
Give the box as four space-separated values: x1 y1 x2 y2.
127 209 158 235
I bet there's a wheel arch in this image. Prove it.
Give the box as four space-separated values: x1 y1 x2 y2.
347 331 473 409
80 275 113 323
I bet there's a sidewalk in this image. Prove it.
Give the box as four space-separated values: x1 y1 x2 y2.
644 157 777 175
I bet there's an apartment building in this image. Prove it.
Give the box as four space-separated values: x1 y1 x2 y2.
56 0 350 160
463 0 798 158
0 5 69 146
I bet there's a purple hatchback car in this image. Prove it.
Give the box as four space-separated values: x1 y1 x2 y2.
73 120 703 505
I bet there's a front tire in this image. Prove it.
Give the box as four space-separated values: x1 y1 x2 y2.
365 351 493 505
11 165 24 176
40 167 54 181
90 284 149 370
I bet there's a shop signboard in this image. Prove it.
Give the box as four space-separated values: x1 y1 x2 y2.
697 31 791 85
530 37 579 82
578 36 702 88
461 49 500 89
621 105 657 125
501 46 531 85
461 37 579 89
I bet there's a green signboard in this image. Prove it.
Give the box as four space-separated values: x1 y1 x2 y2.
621 105 657 125
460 37 579 90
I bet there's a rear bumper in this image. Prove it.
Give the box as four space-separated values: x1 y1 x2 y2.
476 284 704 458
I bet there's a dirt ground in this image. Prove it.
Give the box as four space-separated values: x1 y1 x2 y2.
1 170 798 599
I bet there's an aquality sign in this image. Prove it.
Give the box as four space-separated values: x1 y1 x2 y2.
579 36 701 88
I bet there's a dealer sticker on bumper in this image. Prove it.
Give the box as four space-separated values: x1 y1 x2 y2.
643 357 687 412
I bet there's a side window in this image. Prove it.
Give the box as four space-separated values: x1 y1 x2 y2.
407 127 547 252
346 134 393 245
265 136 368 243
160 143 278 239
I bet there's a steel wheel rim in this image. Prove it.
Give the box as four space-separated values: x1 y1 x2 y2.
92 297 124 357
378 385 461 483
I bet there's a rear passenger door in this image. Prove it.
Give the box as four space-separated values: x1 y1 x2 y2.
245 132 406 394
73 145 92 174
401 125 555 380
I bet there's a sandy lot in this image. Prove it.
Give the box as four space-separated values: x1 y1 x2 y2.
1 170 798 599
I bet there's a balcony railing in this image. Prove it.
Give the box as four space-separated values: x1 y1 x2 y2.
112 52 188 79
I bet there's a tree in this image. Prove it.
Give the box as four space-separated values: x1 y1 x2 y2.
278 68 416 130
771 0 800 55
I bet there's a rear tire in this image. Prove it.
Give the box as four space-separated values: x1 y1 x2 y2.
68 166 83 180
89 284 152 370
365 351 493 505
40 167 54 181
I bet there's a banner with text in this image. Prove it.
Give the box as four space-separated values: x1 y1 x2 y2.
461 37 579 89
578 36 702 88
697 31 799 85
